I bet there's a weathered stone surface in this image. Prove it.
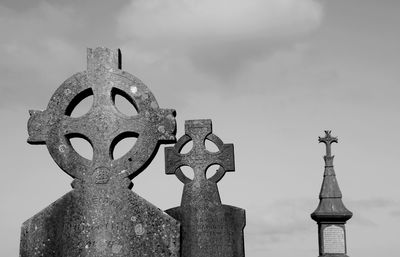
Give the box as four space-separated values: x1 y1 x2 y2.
20 186 180 257
165 119 245 257
21 47 180 257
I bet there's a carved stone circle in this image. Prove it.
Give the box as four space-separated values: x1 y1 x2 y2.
27 48 176 183
165 119 235 184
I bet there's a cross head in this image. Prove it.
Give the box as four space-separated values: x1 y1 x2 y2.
165 119 234 184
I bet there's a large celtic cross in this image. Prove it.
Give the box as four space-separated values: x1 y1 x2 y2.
21 48 180 257
27 47 176 186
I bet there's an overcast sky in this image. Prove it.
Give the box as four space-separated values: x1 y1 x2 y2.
1 1 399 256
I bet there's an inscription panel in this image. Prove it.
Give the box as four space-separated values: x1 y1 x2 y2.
323 225 345 254
20 188 180 257
167 204 244 257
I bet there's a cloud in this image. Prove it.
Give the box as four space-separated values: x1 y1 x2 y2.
245 198 315 252
348 198 396 210
0 3 81 108
0 1 129 109
341 198 398 226
390 210 400 217
118 0 324 79
245 197 400 252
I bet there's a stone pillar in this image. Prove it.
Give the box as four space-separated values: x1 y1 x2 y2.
311 131 353 257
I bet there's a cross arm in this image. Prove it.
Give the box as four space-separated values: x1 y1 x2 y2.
27 110 51 144
165 145 188 175
215 143 235 172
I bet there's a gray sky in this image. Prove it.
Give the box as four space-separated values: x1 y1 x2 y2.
1 0 399 256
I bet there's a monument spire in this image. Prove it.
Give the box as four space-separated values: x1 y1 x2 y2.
311 131 352 257
318 130 342 198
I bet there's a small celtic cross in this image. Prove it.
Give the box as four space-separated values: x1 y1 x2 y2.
165 120 245 257
318 130 338 157
165 119 234 185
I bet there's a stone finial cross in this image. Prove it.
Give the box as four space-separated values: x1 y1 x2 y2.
165 119 234 185
318 130 338 157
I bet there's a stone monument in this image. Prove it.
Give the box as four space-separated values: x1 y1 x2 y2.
165 119 246 257
311 131 353 257
21 47 180 257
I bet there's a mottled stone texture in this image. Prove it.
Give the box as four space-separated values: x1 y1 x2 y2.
20 186 179 257
21 47 180 257
311 131 352 257
165 120 245 257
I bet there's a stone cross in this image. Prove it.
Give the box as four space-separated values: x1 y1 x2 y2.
318 130 338 158
165 119 245 257
21 47 180 257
